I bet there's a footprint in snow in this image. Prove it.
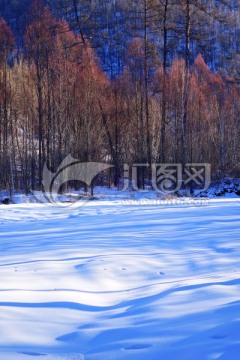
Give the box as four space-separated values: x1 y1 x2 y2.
211 334 228 340
123 344 152 351
18 352 46 357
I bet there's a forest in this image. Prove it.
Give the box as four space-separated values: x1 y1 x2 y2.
0 0 240 193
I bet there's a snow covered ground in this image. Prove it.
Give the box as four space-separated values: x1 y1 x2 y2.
0 198 240 360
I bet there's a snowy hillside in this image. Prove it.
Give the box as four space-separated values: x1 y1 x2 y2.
0 199 240 359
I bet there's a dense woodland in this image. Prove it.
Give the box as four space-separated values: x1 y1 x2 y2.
0 0 240 193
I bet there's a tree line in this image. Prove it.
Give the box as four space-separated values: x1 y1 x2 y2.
0 0 239 194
